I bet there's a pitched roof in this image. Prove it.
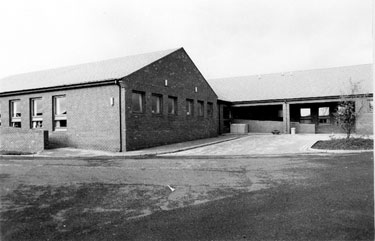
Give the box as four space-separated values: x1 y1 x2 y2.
207 64 373 102
0 48 179 93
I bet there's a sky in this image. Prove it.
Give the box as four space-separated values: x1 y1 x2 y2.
0 0 372 80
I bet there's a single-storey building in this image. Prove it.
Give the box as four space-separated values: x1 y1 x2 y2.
0 48 219 152
0 47 373 153
208 64 373 135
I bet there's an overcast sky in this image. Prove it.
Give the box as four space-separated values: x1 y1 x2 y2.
0 0 372 80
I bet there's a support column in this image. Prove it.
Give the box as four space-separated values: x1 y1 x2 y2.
283 102 290 134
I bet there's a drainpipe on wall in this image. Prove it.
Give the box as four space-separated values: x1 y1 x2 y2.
115 80 127 152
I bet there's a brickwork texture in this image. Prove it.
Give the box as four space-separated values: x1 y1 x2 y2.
0 127 48 153
122 48 219 151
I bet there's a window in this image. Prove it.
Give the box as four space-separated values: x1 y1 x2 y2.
30 98 43 128
300 108 311 117
53 96 67 130
132 91 144 113
0 104 1 126
300 108 311 124
197 100 204 117
151 94 162 114
10 100 21 128
207 102 213 117
318 107 330 124
168 96 177 115
186 99 194 116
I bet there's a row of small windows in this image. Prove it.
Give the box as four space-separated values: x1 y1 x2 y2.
132 91 214 117
0 96 67 130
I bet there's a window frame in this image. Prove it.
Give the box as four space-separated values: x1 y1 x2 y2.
197 100 204 117
168 96 178 115
186 99 194 116
53 95 67 131
299 108 311 124
30 98 43 129
131 91 145 114
318 107 330 125
207 102 213 117
151 94 163 115
10 99 21 128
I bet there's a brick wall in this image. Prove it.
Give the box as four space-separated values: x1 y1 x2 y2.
290 122 316 133
122 48 219 150
355 98 373 135
0 85 122 151
0 127 48 153
233 119 283 133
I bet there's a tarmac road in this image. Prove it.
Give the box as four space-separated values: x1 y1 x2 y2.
0 153 373 240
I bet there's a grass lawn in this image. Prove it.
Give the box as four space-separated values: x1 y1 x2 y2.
312 138 373 150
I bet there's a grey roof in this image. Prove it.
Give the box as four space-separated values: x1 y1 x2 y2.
207 64 373 102
0 48 179 93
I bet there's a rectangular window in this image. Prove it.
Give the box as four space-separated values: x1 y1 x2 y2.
53 95 67 130
30 98 43 128
207 102 213 117
197 100 204 117
300 108 311 117
168 96 177 115
318 107 330 124
186 99 194 116
151 94 162 114
300 108 311 124
10 100 21 128
132 91 144 113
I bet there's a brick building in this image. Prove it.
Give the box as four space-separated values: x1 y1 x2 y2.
0 48 373 153
0 48 218 152
209 64 373 135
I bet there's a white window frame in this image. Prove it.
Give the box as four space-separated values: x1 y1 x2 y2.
10 100 21 128
53 95 67 131
31 98 43 129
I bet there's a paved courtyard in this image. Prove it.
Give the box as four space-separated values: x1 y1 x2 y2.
164 134 332 156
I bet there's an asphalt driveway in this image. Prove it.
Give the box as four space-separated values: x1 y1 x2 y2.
0 153 373 240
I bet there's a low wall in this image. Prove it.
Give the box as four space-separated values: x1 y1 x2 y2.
290 122 316 134
233 119 283 133
0 127 48 153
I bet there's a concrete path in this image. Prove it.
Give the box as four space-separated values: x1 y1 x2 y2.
163 134 333 156
31 134 244 158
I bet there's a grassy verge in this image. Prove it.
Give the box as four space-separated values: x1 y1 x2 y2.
312 138 373 150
